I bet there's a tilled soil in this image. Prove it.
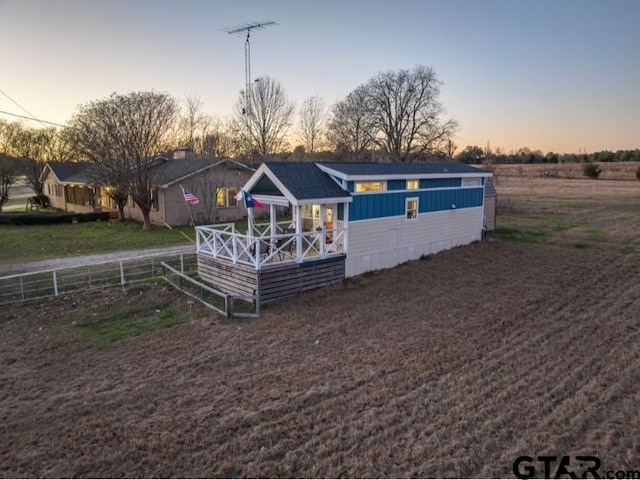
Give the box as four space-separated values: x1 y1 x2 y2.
2 239 639 478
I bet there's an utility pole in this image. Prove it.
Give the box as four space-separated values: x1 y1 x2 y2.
223 21 276 164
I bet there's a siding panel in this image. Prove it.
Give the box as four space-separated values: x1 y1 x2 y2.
346 207 483 276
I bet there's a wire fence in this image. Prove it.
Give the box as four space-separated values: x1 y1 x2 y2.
0 253 197 306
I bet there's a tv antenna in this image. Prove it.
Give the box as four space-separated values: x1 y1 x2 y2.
223 21 276 105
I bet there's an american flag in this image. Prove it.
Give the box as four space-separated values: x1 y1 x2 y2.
181 187 200 205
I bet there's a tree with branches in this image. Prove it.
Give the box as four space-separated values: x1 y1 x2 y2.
67 91 179 230
365 65 457 162
327 85 375 161
234 76 295 159
298 96 326 154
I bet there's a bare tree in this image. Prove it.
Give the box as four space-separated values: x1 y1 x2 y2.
365 65 458 162
202 116 242 158
6 125 58 205
0 123 20 211
327 85 374 160
298 96 326 154
234 76 295 159
67 91 179 230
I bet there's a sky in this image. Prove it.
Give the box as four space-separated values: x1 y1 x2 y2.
0 0 639 154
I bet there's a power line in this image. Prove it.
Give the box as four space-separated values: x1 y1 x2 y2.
0 88 48 128
0 110 67 128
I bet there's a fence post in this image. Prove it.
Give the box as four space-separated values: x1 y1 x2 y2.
225 294 231 316
20 276 24 301
53 270 59 296
180 254 184 274
120 260 125 286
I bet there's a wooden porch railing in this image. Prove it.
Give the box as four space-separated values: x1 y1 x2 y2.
195 224 346 270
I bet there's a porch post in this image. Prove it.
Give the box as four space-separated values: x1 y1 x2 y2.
269 204 277 238
343 202 349 255
319 204 326 258
247 207 254 239
295 204 302 262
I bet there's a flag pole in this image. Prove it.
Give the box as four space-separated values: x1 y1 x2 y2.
181 185 196 226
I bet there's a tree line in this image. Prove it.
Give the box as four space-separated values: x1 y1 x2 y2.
455 144 640 165
2 63 639 222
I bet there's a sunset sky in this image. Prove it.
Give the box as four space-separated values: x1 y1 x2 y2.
0 0 638 154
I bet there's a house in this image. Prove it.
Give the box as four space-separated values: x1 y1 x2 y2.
42 156 261 226
195 161 492 304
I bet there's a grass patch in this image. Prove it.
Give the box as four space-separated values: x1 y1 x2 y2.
495 227 549 243
621 239 640 254
584 228 608 243
74 291 181 349
0 220 195 265
572 242 592 249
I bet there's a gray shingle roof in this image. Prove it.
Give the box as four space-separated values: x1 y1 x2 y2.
317 161 488 176
47 162 97 184
263 162 351 201
45 157 252 187
153 158 224 186
484 181 498 197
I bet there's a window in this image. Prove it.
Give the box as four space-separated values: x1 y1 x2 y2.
216 187 238 208
462 177 482 187
406 198 418 220
151 189 159 211
355 181 385 193
407 180 419 190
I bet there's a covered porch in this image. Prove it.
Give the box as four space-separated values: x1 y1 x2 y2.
195 162 352 271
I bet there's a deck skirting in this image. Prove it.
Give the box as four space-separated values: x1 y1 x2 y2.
197 254 345 305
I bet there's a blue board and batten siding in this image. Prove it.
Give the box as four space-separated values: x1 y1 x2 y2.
348 187 483 221
342 178 486 277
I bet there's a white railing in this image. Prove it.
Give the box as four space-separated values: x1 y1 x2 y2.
195 224 346 270
252 220 295 237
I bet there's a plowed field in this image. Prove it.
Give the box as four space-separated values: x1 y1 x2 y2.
2 177 639 478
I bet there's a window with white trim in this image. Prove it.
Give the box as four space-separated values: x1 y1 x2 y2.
407 180 419 190
406 198 418 220
462 177 482 187
355 181 385 192
216 187 238 208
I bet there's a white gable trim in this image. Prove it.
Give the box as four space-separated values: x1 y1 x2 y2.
242 164 299 206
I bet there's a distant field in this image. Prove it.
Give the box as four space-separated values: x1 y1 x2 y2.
1 176 639 477
490 160 640 181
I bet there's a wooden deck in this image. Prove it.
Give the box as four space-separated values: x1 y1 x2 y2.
197 253 345 305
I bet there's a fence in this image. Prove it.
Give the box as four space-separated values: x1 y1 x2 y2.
0 253 196 306
161 262 258 318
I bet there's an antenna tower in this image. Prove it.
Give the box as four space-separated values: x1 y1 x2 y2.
223 21 276 112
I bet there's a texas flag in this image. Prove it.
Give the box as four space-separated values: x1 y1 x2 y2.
243 191 264 208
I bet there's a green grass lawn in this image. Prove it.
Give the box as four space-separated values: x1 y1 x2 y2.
0 220 197 265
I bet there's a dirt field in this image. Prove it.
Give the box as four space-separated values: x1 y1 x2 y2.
1 177 640 478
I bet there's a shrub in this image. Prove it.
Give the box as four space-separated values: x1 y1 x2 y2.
0 212 111 225
582 161 601 179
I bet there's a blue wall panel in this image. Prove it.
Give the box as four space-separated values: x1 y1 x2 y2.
350 188 483 221
387 179 405 190
420 178 461 189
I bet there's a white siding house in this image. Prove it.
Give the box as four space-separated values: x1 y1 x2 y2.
195 161 492 304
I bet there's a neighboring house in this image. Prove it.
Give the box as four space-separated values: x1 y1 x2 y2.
195 161 493 304
42 162 99 213
41 156 260 226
